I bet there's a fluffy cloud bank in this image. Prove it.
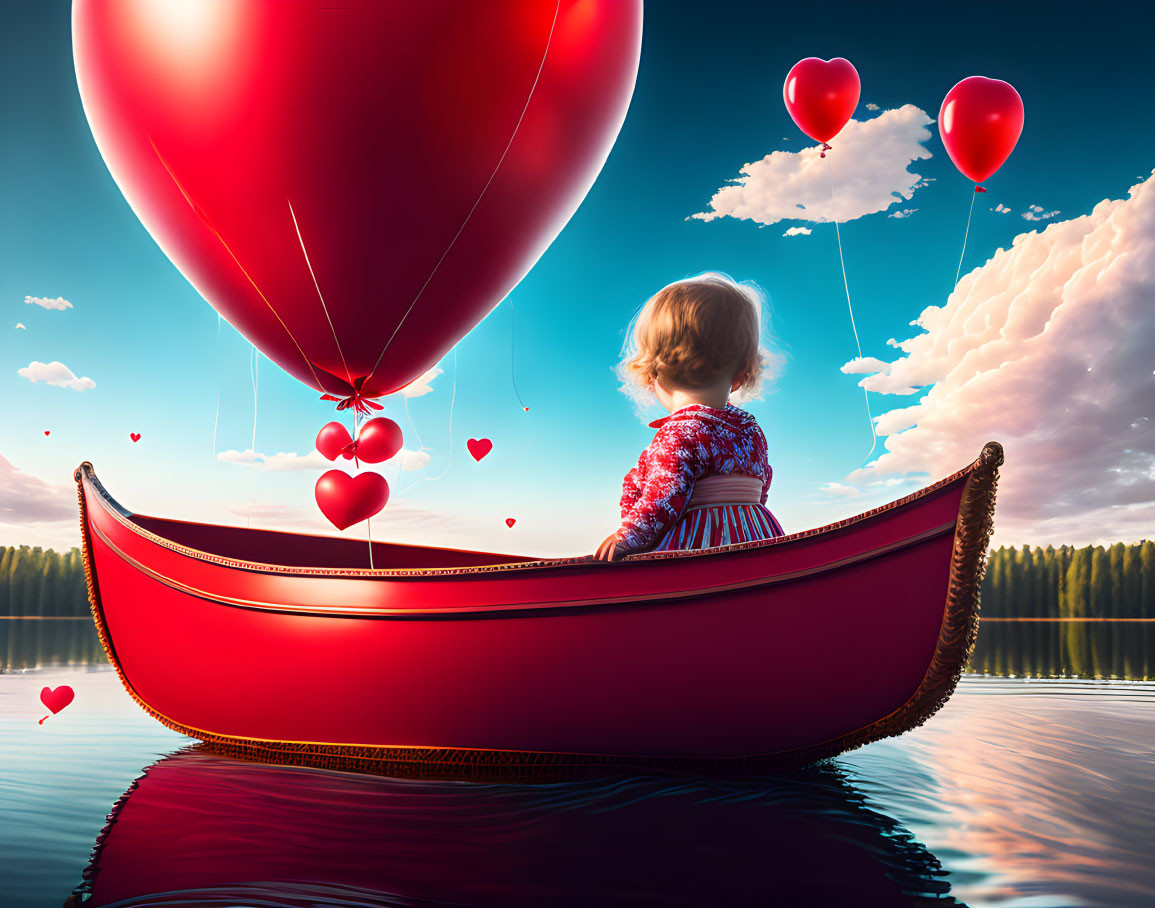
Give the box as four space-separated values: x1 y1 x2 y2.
25 295 72 311
692 105 934 226
0 455 74 525
18 360 95 391
843 172 1155 546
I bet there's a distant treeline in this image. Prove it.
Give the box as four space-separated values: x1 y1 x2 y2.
980 542 1154 619
0 545 90 617
1 541 1153 619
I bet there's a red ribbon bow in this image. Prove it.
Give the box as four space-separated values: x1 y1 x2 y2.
320 391 384 416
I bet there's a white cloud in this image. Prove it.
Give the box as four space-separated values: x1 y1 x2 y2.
889 208 918 219
782 226 812 237
217 449 328 471
993 203 1013 214
865 103 880 111
1022 204 1059 222
389 366 442 399
819 481 861 498
17 360 95 391
15 323 26 330
0 455 75 525
24 295 73 311
218 447 430 473
844 172 1155 546
691 105 934 226
841 356 892 375
390 448 432 472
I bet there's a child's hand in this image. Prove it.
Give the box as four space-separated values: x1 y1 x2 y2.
595 533 628 562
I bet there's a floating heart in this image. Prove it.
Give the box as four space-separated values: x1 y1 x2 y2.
783 57 861 144
43 430 50 436
315 470 389 530
352 417 403 464
505 518 516 528
467 438 493 462
130 432 141 442
938 76 1024 184
39 685 75 724
316 422 354 461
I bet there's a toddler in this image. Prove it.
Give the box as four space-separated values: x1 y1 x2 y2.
595 273 784 561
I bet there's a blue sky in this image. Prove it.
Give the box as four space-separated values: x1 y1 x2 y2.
2 1 1153 555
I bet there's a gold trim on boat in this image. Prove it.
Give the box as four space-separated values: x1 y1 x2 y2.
87 514 957 617
75 452 983 578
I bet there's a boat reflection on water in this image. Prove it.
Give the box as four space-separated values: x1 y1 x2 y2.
67 748 960 907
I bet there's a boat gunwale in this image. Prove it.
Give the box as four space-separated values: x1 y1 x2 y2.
84 514 959 618
74 452 986 580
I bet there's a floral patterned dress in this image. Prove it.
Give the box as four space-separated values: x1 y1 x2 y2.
615 403 785 554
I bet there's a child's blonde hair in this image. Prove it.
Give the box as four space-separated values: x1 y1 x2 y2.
618 272 777 404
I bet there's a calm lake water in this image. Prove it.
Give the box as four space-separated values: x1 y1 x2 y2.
1 666 1152 907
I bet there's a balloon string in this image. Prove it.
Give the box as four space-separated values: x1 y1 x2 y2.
351 408 375 570
826 155 878 465
38 715 49 725
248 345 258 529
147 137 330 394
401 348 456 493
361 1 561 392
211 314 220 464
510 298 529 411
289 199 355 389
954 189 978 287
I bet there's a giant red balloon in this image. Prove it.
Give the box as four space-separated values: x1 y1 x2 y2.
73 1 642 400
938 76 1024 184
783 57 860 145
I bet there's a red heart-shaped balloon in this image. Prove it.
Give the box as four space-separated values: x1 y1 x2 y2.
467 438 493 462
73 1 642 400
315 470 389 530
41 685 75 715
43 430 50 436
783 57 860 144
938 76 1024 184
353 417 403 464
505 518 516 528
316 422 355 461
130 432 141 442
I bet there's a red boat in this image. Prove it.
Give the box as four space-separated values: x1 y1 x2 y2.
75 441 1002 779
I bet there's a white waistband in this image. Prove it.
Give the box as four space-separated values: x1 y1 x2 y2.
685 473 763 509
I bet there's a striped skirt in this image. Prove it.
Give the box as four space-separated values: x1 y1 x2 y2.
652 503 785 552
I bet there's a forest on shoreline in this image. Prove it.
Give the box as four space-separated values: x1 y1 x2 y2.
1 541 1153 618
2 541 1153 677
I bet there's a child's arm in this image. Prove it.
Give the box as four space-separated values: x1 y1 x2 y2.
614 430 707 554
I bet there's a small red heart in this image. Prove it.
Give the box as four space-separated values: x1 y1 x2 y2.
316 422 354 461
130 433 141 442
315 470 389 530
41 685 75 715
467 438 493 461
505 518 516 528
353 417 403 464
44 430 50 436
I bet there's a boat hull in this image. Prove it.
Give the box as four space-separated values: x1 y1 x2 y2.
76 443 1001 778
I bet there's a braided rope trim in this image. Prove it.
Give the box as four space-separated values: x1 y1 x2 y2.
75 443 1001 782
